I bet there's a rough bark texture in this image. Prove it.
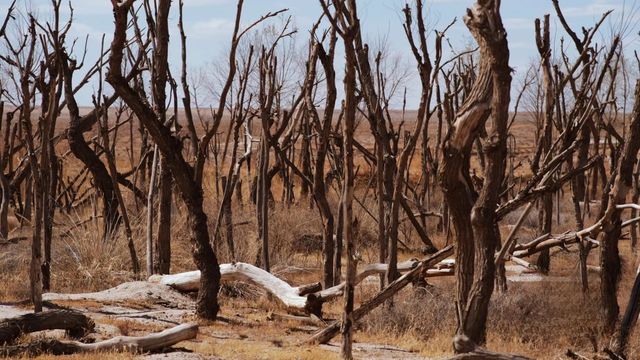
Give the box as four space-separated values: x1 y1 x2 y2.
62 56 120 241
0 310 94 345
599 81 640 332
107 0 221 319
533 15 554 274
463 0 511 344
340 13 357 359
155 156 172 274
307 34 338 288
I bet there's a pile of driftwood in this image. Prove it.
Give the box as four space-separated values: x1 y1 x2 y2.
0 310 197 357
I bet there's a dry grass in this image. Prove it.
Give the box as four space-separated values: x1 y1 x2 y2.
1 113 639 359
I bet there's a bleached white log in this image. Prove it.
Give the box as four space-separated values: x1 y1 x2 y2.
149 260 455 313
150 263 313 312
316 259 455 301
616 204 640 211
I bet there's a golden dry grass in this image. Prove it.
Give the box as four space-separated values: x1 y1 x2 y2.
1 112 639 359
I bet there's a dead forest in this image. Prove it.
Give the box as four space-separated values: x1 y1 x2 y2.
1 0 640 359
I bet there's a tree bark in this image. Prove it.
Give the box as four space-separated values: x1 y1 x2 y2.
107 0 221 319
598 80 640 332
156 156 172 274
533 15 554 274
0 310 94 345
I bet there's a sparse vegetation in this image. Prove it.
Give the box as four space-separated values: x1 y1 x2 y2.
0 0 639 359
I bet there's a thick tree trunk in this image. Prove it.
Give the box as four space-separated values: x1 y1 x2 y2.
439 0 510 346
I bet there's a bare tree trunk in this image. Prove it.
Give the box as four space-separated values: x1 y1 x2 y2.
630 158 640 251
438 0 510 346
221 176 235 260
533 15 554 274
613 263 640 356
0 170 8 241
147 146 159 275
463 1 511 343
321 1 360 356
156 156 172 274
598 80 640 332
340 36 357 360
100 106 140 275
307 34 337 288
61 59 121 242
257 139 270 271
108 0 221 319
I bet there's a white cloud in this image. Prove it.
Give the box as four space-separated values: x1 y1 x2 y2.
504 17 533 30
562 0 621 17
185 0 234 6
189 18 235 39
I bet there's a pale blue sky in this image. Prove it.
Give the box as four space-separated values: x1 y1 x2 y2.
2 0 636 108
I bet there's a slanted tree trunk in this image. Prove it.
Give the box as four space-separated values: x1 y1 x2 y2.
613 263 640 356
62 57 120 242
108 0 221 319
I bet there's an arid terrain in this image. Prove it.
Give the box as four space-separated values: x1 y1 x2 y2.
1 0 639 359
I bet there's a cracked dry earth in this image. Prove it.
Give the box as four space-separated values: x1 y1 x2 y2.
0 281 429 360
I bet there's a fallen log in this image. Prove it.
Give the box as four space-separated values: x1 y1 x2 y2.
0 309 94 345
150 260 455 316
315 261 455 302
0 323 197 357
150 263 323 316
306 245 454 345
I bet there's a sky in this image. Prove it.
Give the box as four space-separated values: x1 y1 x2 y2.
1 0 637 109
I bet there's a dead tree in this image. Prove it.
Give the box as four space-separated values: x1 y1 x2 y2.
318 0 360 357
389 0 449 284
438 0 511 347
532 15 553 273
586 80 640 332
305 28 339 288
16 18 44 313
108 0 282 319
107 0 221 319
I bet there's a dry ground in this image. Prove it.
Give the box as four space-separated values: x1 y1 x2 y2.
0 111 639 359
